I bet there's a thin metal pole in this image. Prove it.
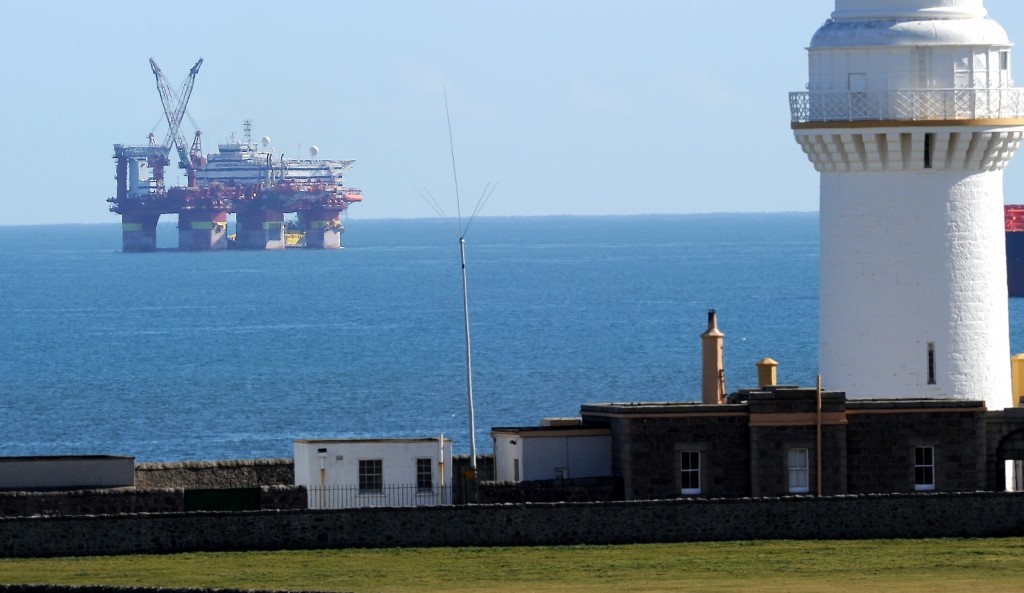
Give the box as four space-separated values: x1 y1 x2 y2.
460 237 478 471
816 375 823 496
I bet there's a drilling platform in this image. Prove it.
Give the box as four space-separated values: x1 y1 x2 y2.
108 59 362 252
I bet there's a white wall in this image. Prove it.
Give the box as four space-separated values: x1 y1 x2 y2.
798 1 1023 411
492 431 612 482
819 169 1011 409
295 438 453 508
492 432 523 482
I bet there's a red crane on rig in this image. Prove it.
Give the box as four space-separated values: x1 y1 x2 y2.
150 57 203 187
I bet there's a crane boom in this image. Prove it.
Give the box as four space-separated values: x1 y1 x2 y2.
149 58 203 181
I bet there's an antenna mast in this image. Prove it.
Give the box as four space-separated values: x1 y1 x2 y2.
444 87 478 474
418 87 499 477
459 234 477 472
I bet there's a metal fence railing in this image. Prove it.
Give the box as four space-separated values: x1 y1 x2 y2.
307 484 454 509
790 88 1024 123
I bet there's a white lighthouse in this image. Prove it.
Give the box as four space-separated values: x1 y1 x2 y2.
791 0 1024 410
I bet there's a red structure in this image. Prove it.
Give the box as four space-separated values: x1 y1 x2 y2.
108 60 362 252
1006 205 1024 297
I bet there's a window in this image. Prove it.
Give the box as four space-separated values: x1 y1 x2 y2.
954 49 972 89
513 458 520 482
927 342 936 385
788 449 810 493
848 73 867 92
416 458 432 492
1000 50 1010 71
847 73 870 118
358 459 382 493
680 451 701 495
915 447 936 491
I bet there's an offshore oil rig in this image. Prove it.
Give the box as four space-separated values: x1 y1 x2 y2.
108 59 362 252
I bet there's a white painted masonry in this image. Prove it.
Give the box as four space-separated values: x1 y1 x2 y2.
792 0 1024 410
294 437 453 508
491 427 612 482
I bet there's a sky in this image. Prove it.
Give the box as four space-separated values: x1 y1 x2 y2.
2 0 1024 225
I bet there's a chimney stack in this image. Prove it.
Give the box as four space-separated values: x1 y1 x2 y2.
701 309 725 404
756 358 779 389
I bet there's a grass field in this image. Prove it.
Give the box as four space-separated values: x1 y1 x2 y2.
1 538 1022 593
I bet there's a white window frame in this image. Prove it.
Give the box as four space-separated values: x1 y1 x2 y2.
788 448 810 494
680 451 701 495
358 459 383 494
915 446 936 491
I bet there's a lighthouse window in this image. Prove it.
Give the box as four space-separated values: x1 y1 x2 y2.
915 446 936 491
927 342 936 385
924 134 934 169
1000 51 1010 71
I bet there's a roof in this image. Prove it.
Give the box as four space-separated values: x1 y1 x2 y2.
294 437 451 445
491 426 611 438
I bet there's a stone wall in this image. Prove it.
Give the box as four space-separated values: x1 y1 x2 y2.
582 392 993 500
846 401 987 494
476 477 623 504
584 406 751 500
134 459 294 489
748 392 848 497
0 489 181 518
0 486 306 518
450 454 494 504
2 492 1023 558
985 408 1024 491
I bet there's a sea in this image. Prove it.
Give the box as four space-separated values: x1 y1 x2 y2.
3 213 1024 462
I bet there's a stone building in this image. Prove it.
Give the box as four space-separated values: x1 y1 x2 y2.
494 386 1024 501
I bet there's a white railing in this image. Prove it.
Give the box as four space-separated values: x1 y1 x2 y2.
307 483 454 510
790 89 1024 123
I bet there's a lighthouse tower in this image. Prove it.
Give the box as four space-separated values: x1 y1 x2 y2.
791 0 1024 410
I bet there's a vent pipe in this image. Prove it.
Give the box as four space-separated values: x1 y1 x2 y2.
701 309 726 404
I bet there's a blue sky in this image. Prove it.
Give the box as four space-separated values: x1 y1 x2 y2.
2 0 1023 225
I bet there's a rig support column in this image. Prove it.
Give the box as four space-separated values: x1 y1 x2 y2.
121 213 160 253
299 210 344 249
235 209 285 250
178 210 228 251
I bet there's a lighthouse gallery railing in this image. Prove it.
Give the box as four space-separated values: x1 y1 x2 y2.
790 88 1024 123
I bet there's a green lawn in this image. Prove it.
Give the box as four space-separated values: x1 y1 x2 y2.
1 539 1022 593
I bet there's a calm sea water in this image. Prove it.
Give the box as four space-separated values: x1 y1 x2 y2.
1 214 1022 462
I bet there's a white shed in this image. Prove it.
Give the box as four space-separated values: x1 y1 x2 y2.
294 437 453 509
491 421 612 482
